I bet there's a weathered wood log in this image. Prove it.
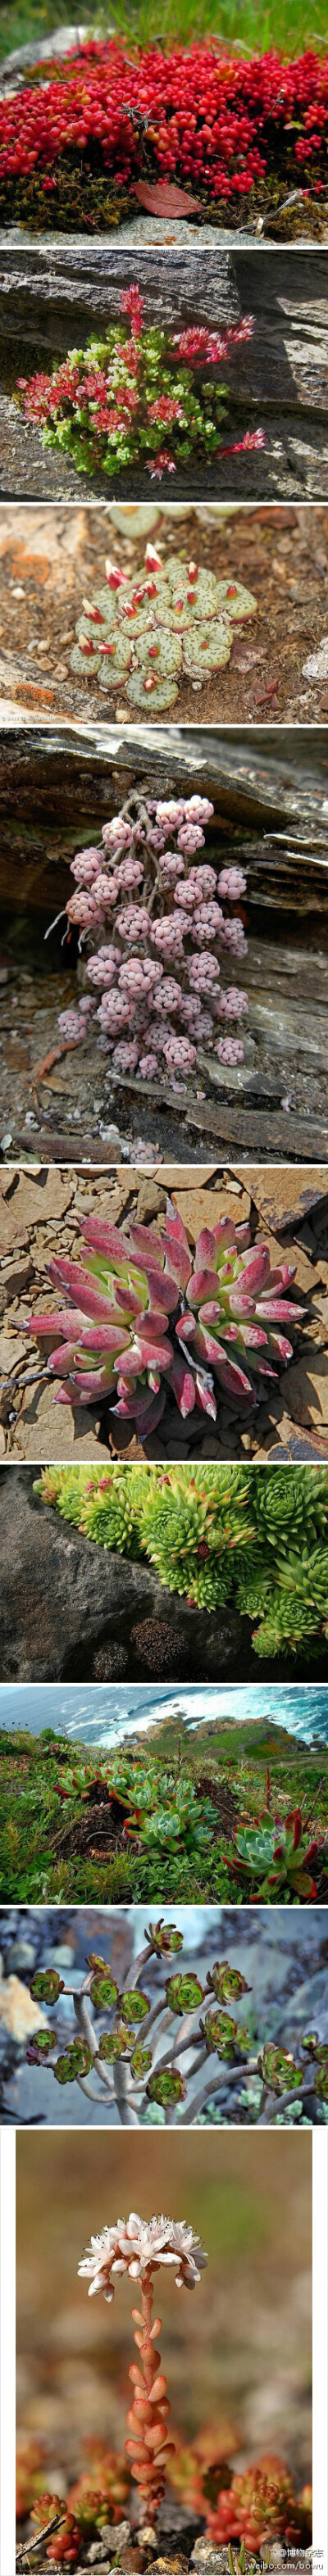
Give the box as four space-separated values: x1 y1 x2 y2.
0 725 327 912
102 1068 328 1159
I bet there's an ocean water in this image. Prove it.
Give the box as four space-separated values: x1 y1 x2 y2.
0 1682 327 1748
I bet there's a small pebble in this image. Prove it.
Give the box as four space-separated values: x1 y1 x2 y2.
101 2527 131 2552
117 2551 145 2571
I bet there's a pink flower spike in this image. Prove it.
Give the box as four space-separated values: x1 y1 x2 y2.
115 1337 171 1376
255 1299 303 1323
267 1331 294 1363
165 1200 190 1259
186 1266 222 1308
194 1227 217 1268
160 1240 190 1295
81 1217 130 1264
265 1263 297 1290
147 1269 179 1315
233 1223 252 1251
215 1353 257 1404
127 1224 164 1268
232 1246 271 1295
212 1218 242 1251
137 1310 171 1344
120 1387 166 1437
255 1359 278 1380
168 1353 196 1417
194 1371 217 1421
175 1311 197 1344
194 1323 224 1367
237 1322 268 1349
47 1258 125 1322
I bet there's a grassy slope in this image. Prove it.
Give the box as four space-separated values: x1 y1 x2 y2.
0 1718 327 1903
1 2 327 71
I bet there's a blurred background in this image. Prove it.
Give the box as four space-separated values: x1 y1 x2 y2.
16 2129 312 2488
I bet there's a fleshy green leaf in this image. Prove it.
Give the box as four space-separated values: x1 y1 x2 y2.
30 1969 64 2004
147 2065 186 2106
120 1989 150 2025
165 1973 204 2015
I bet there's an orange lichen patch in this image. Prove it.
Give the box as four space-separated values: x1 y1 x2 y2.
10 681 56 708
7 546 52 584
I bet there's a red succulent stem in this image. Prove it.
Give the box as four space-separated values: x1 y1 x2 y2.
125 2270 174 2523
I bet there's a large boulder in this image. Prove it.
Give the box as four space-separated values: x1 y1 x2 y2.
0 1468 247 1684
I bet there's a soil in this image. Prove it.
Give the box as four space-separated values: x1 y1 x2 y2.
2 1161 328 1465
56 1788 130 1860
194 1776 239 1834
1 501 328 727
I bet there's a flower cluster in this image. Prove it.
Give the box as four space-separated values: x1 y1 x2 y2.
17 290 263 483
79 2213 206 2524
1 40 328 231
79 2212 207 2299
52 769 252 1105
24 1199 303 1439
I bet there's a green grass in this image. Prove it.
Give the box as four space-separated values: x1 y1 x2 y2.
1 1720 327 1905
1 0 327 70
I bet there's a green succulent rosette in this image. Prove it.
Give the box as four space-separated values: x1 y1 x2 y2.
89 1971 119 2011
98 2030 130 2061
54 2042 94 2084
165 1972 204 2015
130 2043 153 2079
119 1989 151 2025
207 1961 250 2002
259 2045 302 2094
30 1969 65 2004
146 2065 187 2107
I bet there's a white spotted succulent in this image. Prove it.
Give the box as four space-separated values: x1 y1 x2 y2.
71 542 257 710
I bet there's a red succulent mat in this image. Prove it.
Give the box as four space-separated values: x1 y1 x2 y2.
0 40 327 236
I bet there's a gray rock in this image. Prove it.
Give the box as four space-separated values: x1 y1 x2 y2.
0 1467 248 1684
6 1939 36 1971
99 2528 131 2551
0 25 105 87
191 2556 231 2574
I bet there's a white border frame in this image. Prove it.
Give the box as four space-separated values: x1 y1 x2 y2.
1 2131 16 2576
1 2127 327 2575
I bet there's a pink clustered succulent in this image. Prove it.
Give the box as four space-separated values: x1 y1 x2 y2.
25 1199 303 1437
57 778 249 1095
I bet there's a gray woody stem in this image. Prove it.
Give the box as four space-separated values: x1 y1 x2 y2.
257 2076 316 2125
74 1991 115 2102
113 2059 139 2126
181 2057 259 2124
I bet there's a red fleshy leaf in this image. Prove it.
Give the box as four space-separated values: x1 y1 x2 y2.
134 180 200 217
